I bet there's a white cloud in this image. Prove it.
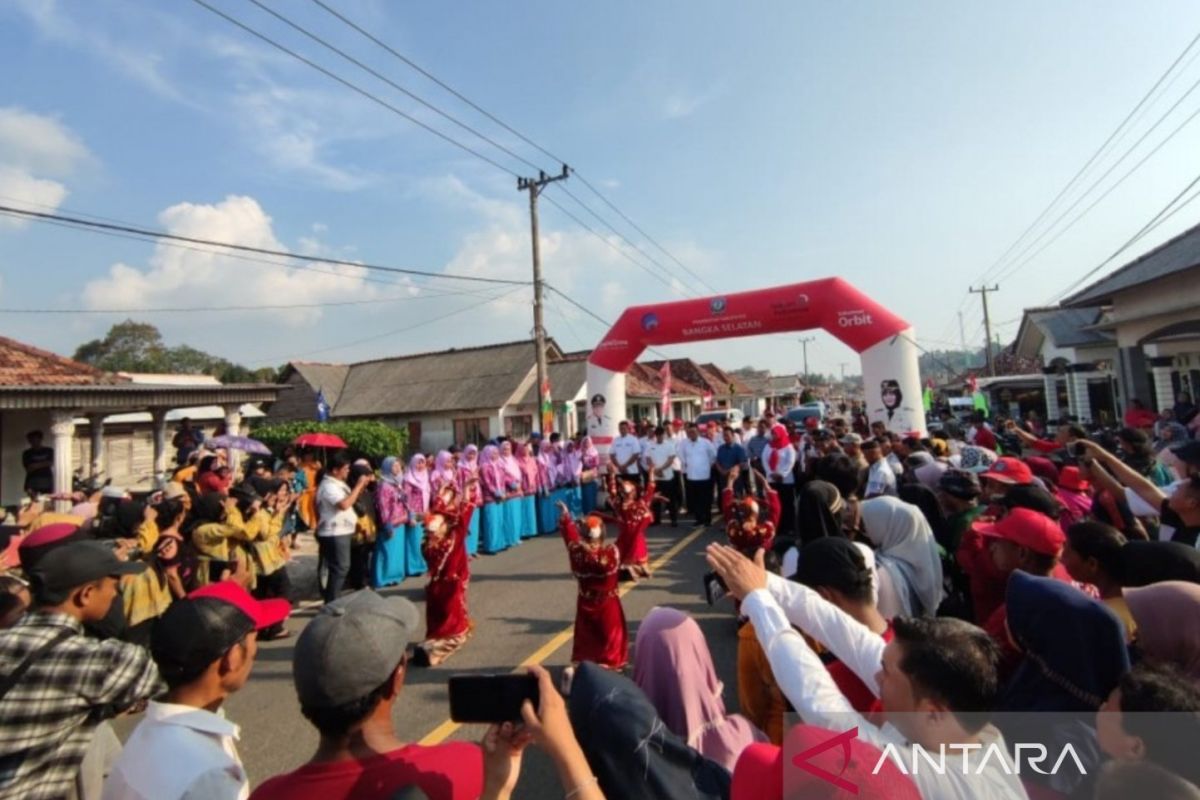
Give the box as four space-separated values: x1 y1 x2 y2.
661 82 725 120
0 166 67 229
0 106 91 176
81 195 379 323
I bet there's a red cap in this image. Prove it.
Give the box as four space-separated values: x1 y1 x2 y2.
1058 465 1091 493
804 416 819 430
189 581 290 629
732 725 920 800
980 456 1034 486
18 523 85 568
671 419 685 428
973 507 1065 556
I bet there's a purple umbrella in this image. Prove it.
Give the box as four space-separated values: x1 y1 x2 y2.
205 434 272 456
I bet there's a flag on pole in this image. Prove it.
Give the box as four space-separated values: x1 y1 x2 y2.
316 388 330 422
922 385 934 412
702 390 714 410
659 361 672 420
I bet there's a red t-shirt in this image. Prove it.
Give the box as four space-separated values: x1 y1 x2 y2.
972 426 998 451
826 623 894 714
249 742 483 800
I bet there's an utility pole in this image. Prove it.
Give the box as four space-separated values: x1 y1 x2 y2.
798 336 815 381
969 285 999 377
957 310 967 353
518 164 570 434
839 362 848 383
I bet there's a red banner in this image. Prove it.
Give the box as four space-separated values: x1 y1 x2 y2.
587 277 909 372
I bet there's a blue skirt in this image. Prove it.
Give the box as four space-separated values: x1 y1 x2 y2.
581 481 599 514
502 498 523 548
371 524 407 588
404 523 427 576
561 486 583 517
466 507 480 556
480 502 508 554
519 496 537 539
538 493 560 535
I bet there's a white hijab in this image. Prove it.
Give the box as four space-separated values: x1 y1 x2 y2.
860 497 943 617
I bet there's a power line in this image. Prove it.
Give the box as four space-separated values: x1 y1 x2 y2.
543 283 671 359
1046 166 1200 303
0 204 528 287
304 0 716 293
973 29 1200 287
248 284 525 365
188 0 519 177
990 72 1200 286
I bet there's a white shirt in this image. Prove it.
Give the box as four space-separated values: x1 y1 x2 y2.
742 577 1029 800
316 476 356 537
886 452 904 476
865 458 898 498
761 444 797 485
679 437 717 481
610 434 643 476
645 439 679 481
103 701 248 800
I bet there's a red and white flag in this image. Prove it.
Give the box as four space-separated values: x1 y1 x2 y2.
702 390 714 410
659 361 672 420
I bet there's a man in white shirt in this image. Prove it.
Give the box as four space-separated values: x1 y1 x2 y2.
862 438 898 498
103 581 291 800
706 543 1028 800
316 453 373 604
679 423 717 525
645 425 680 527
609 421 643 481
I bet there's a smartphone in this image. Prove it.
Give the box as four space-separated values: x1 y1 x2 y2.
448 674 539 723
703 570 728 606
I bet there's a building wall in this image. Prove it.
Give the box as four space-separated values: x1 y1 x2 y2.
1107 271 1200 347
1 410 53 506
264 371 324 422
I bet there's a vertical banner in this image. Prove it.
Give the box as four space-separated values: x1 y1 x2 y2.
585 363 625 456
540 379 555 434
860 327 926 435
659 361 672 420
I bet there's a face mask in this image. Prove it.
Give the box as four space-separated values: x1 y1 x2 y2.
587 525 602 541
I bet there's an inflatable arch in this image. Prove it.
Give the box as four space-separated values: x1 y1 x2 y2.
585 278 925 449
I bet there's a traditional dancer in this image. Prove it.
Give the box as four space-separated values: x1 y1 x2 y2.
602 471 664 580
557 501 628 671
721 467 781 556
414 480 478 666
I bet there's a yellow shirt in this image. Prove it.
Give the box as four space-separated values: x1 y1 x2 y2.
1103 595 1138 642
27 513 85 532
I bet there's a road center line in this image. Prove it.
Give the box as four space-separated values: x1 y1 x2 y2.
417 522 713 746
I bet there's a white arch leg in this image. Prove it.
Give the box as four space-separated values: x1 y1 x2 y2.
861 327 926 435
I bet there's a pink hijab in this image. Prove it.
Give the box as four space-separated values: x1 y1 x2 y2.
580 436 600 470
632 606 766 771
1126 581 1200 685
458 444 483 504
499 440 522 490
431 450 456 492
560 441 582 484
479 444 505 500
515 442 542 494
403 454 431 513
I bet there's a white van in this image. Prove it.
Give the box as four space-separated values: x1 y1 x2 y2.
694 409 745 429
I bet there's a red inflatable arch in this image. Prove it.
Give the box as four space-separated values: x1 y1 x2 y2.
585 278 924 446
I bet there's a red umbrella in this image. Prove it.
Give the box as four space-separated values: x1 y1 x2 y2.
294 432 348 448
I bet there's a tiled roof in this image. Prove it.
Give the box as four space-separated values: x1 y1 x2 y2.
0 336 127 387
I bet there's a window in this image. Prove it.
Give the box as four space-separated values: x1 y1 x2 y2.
454 418 489 447
505 415 533 440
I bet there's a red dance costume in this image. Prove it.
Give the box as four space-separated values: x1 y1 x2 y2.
418 492 477 665
559 511 628 670
721 485 781 555
603 473 658 577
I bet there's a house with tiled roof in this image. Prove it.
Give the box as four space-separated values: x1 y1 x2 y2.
0 336 282 505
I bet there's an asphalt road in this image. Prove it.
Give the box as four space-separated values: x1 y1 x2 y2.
117 518 742 797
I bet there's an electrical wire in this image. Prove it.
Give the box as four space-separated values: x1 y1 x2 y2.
0 204 528 287
304 0 716 293
0 287 489 314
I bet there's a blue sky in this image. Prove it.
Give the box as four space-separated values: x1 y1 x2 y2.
2 0 1199 378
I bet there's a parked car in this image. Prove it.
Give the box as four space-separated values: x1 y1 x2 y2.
695 409 745 429
785 406 824 426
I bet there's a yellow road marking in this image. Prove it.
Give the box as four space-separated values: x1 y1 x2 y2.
417 523 713 745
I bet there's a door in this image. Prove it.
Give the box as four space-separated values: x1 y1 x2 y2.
407 421 422 454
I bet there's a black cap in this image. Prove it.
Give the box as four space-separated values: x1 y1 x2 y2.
1171 441 1200 468
29 541 145 597
939 469 982 499
794 538 872 599
151 597 256 683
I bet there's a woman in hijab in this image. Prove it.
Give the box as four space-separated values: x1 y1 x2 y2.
567 662 732 800
430 450 457 493
859 496 944 617
1125 581 1200 686
498 440 524 549
372 456 408 587
1000 571 1129 796
403 454 431 576
579 435 601 513
1056 465 1094 530
760 423 797 545
897 482 950 552
515 442 540 540
633 607 766 771
457 444 483 556
478 444 510 554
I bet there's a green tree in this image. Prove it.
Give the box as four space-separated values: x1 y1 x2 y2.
250 420 408 463
73 321 283 384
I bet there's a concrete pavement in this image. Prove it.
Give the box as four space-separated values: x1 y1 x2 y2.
118 519 743 796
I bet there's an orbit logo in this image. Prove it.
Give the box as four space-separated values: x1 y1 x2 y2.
837 309 874 328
